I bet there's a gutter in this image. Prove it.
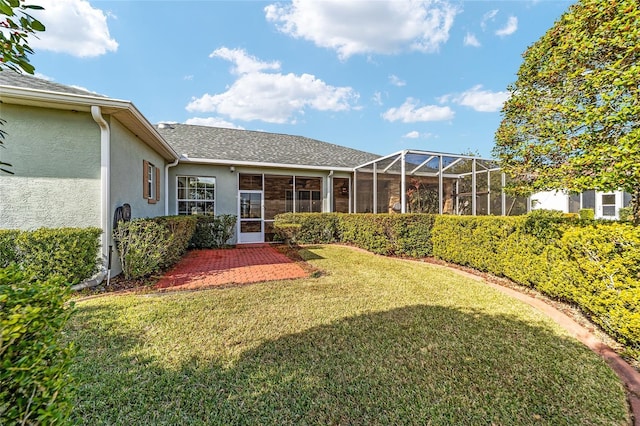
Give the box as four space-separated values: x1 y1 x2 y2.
180 156 355 173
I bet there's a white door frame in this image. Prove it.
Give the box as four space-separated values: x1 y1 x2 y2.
238 190 264 244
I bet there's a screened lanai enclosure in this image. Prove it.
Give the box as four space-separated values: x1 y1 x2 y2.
353 150 528 216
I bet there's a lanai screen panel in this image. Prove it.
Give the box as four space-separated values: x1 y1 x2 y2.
355 167 374 213
375 155 402 214
354 150 525 216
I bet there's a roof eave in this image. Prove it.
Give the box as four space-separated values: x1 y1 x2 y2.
0 85 179 161
179 157 356 172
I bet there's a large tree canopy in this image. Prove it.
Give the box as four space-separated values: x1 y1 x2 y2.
493 0 639 216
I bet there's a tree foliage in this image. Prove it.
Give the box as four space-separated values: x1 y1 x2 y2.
493 0 640 220
0 0 45 74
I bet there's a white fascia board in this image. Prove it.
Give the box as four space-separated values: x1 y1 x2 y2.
0 85 130 111
0 85 179 161
179 157 355 172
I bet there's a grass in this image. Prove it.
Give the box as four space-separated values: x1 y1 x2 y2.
66 245 630 425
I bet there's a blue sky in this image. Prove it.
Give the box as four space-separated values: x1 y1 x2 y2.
27 0 571 157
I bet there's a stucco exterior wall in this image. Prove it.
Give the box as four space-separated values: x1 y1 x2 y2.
0 104 101 229
168 164 345 243
109 118 166 220
108 118 168 276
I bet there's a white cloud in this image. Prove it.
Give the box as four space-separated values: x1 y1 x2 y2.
403 131 420 139
389 74 406 87
372 91 384 106
185 117 245 130
444 85 510 112
382 98 454 123
265 0 459 60
209 47 281 75
187 71 358 124
29 0 118 57
481 9 499 31
495 16 518 37
463 32 481 47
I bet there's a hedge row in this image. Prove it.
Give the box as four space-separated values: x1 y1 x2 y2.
0 227 102 285
274 213 435 257
114 215 197 280
274 212 640 357
0 266 76 424
431 213 640 355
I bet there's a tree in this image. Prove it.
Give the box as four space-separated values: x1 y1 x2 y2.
0 0 45 173
493 0 640 222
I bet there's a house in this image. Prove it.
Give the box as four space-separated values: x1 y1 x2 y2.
156 123 378 243
531 190 632 219
1 72 526 278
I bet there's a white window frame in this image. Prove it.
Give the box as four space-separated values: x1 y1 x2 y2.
176 175 216 215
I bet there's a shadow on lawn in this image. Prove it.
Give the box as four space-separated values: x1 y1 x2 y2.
69 304 628 425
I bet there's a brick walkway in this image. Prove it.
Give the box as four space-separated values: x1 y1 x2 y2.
154 244 309 291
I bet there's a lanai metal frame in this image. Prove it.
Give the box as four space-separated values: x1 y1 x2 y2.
352 149 527 216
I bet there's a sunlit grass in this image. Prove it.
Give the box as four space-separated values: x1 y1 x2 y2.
67 245 629 425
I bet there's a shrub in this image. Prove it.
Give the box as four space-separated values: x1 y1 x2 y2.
0 230 19 267
274 213 435 257
13 228 102 285
338 214 394 255
189 215 237 249
151 216 197 267
273 213 340 244
618 206 633 222
579 208 595 220
0 228 101 285
0 266 76 424
432 213 640 355
114 220 172 280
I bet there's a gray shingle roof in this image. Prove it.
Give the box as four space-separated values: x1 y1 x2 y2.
157 124 380 169
0 71 106 97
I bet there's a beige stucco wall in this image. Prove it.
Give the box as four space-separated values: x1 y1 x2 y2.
0 104 101 229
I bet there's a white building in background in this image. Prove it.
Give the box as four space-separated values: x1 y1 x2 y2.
531 190 632 220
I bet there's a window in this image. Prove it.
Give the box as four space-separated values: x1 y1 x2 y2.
143 160 160 204
177 176 215 215
601 193 616 217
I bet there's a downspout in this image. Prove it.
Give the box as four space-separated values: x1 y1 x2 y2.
73 106 110 290
327 170 334 212
165 158 180 215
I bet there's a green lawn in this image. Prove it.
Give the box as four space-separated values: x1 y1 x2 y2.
67 245 629 425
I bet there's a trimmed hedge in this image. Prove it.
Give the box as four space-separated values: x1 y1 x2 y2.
150 216 197 267
275 211 640 357
0 228 101 285
0 266 76 424
114 216 197 279
274 213 435 257
432 213 640 356
0 230 19 268
189 214 237 249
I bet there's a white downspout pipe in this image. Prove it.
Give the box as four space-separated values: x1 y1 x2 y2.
91 106 110 261
327 170 334 212
165 158 180 215
74 106 111 290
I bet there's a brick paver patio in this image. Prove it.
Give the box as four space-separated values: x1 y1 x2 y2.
154 244 308 291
